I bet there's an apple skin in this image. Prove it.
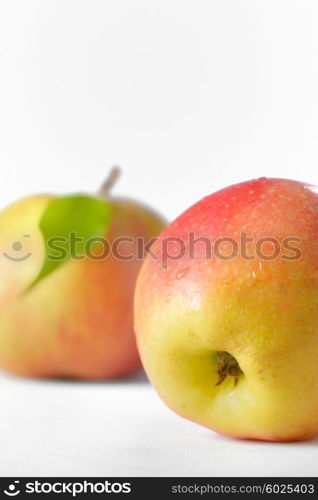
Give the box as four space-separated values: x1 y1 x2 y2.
0 194 165 379
135 177 318 441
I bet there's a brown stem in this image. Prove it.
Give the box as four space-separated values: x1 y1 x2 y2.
98 166 121 197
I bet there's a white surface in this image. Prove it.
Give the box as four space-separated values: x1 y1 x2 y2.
1 0 318 477
0 371 317 477
1 1 318 219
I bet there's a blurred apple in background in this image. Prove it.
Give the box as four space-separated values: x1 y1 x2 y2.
0 168 165 379
135 177 318 441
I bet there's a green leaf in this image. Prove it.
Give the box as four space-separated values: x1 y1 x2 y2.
27 194 112 291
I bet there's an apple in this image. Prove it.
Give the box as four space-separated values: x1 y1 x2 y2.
135 177 318 441
0 169 165 379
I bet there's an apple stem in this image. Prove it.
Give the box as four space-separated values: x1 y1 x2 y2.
99 167 121 197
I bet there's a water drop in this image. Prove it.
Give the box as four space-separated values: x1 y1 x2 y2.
175 266 190 280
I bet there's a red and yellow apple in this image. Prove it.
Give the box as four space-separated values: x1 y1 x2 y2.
0 171 165 379
135 177 318 441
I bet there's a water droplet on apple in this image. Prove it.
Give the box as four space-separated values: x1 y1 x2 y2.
165 295 172 302
175 266 190 280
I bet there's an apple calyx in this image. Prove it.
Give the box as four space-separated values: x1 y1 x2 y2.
215 351 243 387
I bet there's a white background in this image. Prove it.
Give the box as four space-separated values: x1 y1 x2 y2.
0 0 318 477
